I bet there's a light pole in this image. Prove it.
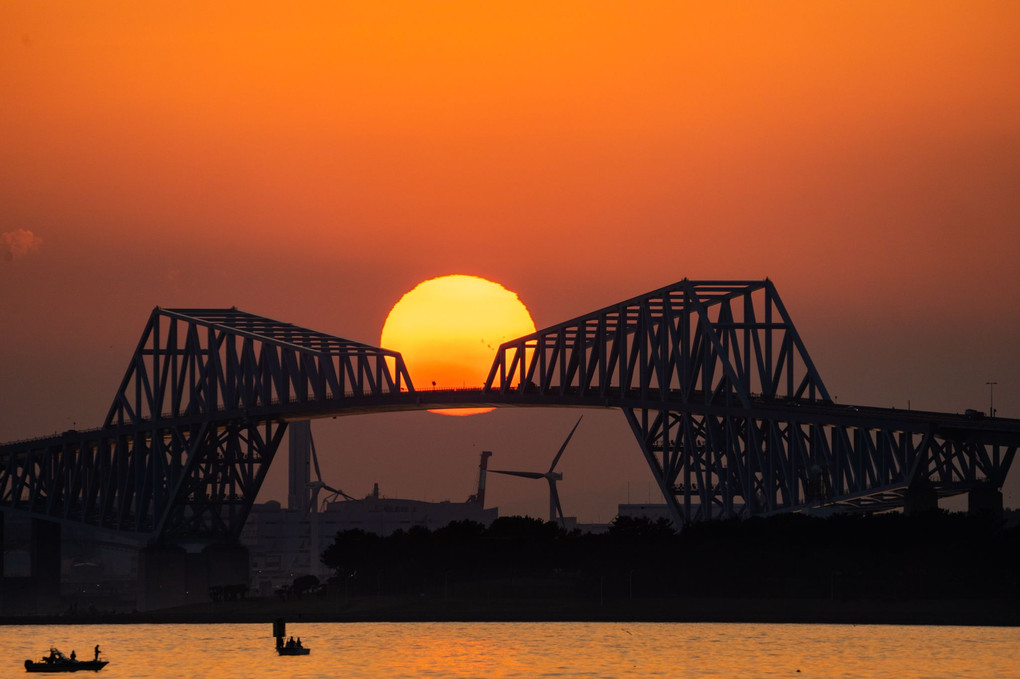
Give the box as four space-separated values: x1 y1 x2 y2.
986 381 997 418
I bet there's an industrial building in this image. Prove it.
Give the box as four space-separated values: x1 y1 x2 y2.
241 422 498 594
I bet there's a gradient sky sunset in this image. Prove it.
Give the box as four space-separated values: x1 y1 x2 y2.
2 2 1019 519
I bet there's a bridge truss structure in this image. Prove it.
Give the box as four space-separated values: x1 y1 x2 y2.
1 280 1017 544
0 308 412 545
484 280 1017 523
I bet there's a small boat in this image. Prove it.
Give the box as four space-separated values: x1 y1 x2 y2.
276 635 310 656
272 620 309 656
24 647 108 673
277 643 311 656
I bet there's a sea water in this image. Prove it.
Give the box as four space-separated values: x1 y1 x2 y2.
4 621 1018 678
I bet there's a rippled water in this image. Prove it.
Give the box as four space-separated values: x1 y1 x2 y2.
4 622 1018 678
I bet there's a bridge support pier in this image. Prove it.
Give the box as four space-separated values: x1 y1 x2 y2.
138 543 250 611
0 516 62 615
968 484 1003 520
205 543 250 600
904 482 939 514
0 513 4 613
138 544 188 611
31 519 62 614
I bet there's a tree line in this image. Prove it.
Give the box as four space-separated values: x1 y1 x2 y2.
318 510 1020 602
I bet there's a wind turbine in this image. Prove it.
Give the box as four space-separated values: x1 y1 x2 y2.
306 429 354 514
489 416 583 526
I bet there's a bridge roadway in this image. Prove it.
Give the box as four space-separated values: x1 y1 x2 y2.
5 386 1017 445
4 385 1015 504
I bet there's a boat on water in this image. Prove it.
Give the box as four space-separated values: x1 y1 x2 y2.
272 619 310 656
24 647 108 673
277 642 311 656
276 634 310 656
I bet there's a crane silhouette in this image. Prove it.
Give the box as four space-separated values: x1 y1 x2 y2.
488 416 583 526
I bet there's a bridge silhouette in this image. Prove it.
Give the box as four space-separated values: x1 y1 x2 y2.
2 279 1018 549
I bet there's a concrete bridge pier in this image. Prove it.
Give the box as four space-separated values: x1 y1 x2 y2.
0 513 5 613
0 516 62 615
968 484 1003 519
138 542 249 611
205 543 250 597
904 482 939 515
30 519 62 613
138 544 187 611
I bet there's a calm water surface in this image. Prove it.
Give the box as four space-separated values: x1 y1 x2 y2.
4 622 1018 678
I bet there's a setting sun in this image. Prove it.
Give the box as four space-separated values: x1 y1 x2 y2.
380 275 536 415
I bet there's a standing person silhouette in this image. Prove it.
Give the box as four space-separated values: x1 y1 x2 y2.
94 645 100 661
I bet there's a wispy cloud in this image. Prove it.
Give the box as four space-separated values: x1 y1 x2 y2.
2 229 43 261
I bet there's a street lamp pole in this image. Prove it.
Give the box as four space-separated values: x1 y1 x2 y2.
986 381 997 418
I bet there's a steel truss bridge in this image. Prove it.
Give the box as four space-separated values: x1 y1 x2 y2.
1 280 1017 545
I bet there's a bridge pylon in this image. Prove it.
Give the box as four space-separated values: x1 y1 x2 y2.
0 307 413 549
483 279 1018 525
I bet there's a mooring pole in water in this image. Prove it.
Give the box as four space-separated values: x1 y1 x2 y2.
273 618 286 649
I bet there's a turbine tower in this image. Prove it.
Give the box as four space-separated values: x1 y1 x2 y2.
489 416 583 526
307 432 355 512
290 420 353 515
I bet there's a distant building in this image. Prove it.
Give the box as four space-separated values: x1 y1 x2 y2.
320 486 499 535
617 502 748 523
617 503 673 523
239 422 642 593
242 487 498 594
573 521 609 534
240 422 498 594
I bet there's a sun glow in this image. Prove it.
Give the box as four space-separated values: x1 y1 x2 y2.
381 275 536 416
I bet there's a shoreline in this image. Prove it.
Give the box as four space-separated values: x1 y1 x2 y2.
3 596 1017 627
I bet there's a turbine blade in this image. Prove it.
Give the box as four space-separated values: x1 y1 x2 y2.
489 469 545 480
310 432 323 483
548 416 583 473
322 483 353 501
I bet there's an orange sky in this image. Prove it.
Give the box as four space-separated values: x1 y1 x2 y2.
2 2 1019 519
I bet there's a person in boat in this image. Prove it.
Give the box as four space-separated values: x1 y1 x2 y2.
296 637 302 648
287 636 295 649
70 650 76 661
94 645 100 661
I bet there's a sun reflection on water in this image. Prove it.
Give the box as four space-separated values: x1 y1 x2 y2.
3 621 1017 679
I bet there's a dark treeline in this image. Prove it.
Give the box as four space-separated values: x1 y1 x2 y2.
320 510 1020 603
